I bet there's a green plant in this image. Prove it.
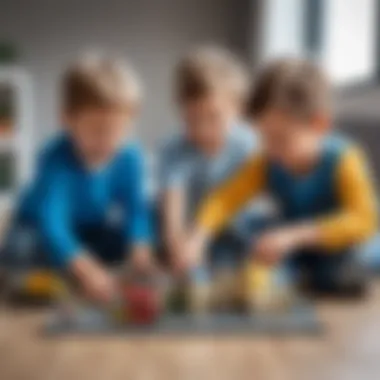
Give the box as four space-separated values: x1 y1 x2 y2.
0 42 18 64
0 103 13 120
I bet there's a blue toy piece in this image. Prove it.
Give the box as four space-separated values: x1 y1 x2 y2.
189 266 211 284
359 234 380 274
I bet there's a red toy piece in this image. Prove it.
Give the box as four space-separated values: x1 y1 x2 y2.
122 284 161 325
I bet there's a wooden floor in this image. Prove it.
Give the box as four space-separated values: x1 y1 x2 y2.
1 285 380 380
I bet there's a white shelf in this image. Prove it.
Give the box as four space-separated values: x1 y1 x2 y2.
0 66 30 83
0 65 34 211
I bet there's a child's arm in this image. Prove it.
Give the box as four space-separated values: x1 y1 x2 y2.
38 158 114 302
254 147 378 264
161 188 187 267
157 140 188 269
317 146 378 249
197 154 267 234
37 159 83 267
182 154 267 268
119 146 153 271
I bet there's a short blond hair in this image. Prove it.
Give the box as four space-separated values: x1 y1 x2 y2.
175 47 249 104
62 53 142 113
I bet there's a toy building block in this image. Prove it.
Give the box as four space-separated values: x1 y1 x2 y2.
211 266 239 311
11 270 61 300
242 261 277 312
118 269 164 325
122 284 161 324
242 261 296 313
166 285 188 313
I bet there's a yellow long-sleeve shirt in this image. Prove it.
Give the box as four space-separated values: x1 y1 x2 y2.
198 144 378 251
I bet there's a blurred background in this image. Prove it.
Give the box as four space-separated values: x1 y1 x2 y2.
0 0 378 208
1 2 380 379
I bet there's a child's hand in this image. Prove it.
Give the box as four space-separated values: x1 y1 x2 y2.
173 247 202 274
174 229 208 274
130 245 155 273
253 224 319 265
71 255 115 303
166 236 186 271
253 228 300 265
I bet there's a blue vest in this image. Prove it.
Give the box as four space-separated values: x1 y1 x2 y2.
267 136 348 221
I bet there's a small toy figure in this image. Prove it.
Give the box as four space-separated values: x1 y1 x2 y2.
6 270 59 301
243 261 295 313
187 266 212 315
108 292 127 325
271 266 296 310
243 261 272 311
118 269 163 325
166 275 188 314
211 265 239 312
122 284 160 324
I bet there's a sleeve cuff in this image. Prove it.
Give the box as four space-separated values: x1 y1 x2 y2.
52 244 83 268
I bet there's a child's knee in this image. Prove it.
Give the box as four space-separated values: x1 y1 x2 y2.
294 249 368 296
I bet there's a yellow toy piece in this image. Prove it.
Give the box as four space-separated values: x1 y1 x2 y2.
244 262 272 291
241 261 275 312
23 271 63 298
241 261 296 312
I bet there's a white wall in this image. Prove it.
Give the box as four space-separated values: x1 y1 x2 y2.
321 0 376 84
0 0 250 147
